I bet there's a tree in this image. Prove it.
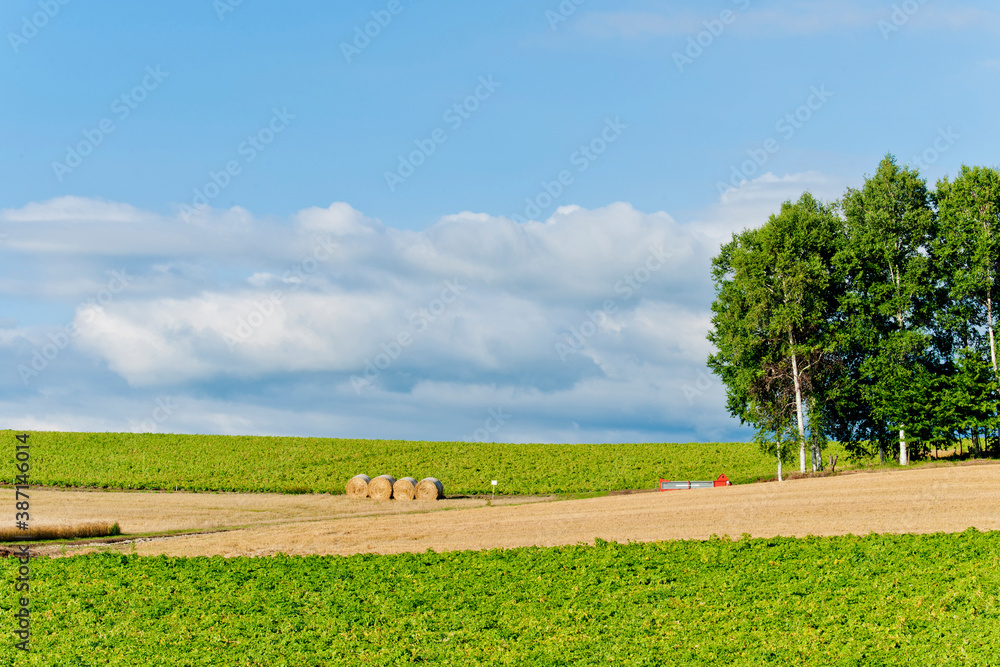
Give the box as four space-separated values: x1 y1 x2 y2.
708 193 842 477
838 155 936 465
933 166 1000 454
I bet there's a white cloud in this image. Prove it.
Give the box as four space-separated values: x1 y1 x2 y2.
689 171 845 245
59 199 718 389
2 177 845 441
0 196 152 223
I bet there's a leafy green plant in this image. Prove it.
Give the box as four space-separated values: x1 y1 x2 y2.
1 530 997 665
2 430 851 494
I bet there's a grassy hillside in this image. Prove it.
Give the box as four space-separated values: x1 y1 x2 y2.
2 430 851 494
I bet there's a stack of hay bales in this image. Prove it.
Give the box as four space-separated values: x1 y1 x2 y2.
344 474 444 500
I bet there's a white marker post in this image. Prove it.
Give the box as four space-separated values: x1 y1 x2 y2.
491 480 497 503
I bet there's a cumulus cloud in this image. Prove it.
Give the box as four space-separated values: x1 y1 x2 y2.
0 196 153 224
692 171 845 244
0 173 843 441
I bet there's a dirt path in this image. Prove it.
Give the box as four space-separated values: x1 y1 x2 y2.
7 464 1000 557
0 487 545 535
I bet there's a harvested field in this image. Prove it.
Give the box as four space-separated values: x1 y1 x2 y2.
6 463 1000 558
0 488 543 538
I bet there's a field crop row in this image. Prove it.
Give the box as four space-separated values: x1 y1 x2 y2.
1 530 997 665
1 430 851 495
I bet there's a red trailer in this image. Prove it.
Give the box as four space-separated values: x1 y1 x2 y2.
659 473 730 491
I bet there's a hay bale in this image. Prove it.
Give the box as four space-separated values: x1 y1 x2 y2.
415 477 444 500
368 475 396 500
345 474 371 498
393 477 418 500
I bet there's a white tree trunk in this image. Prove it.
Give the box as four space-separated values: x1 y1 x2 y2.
777 446 783 482
988 292 997 374
899 428 908 466
789 331 807 474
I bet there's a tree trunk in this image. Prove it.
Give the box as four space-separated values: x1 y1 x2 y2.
988 292 998 374
890 268 908 468
789 331 807 474
808 398 820 472
987 289 998 460
879 442 885 464
777 444 783 482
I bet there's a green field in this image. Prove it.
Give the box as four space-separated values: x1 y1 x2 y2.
2 430 853 495
2 530 997 665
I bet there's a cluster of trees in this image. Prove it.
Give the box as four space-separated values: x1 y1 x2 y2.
707 155 1000 479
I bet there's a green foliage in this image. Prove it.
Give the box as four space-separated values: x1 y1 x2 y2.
2 530 998 665
837 155 937 462
931 165 1000 455
1 430 832 493
708 193 842 472
710 156 1000 462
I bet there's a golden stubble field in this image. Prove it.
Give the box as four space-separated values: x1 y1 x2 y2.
5 463 1000 558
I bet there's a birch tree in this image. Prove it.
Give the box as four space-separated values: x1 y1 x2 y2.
708 193 841 476
934 166 1000 454
839 155 935 465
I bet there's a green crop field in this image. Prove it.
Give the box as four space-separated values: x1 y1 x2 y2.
1 430 854 495
2 530 997 665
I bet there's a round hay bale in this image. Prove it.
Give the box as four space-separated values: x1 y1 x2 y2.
368 475 397 500
415 477 444 501
345 474 371 498
393 477 418 500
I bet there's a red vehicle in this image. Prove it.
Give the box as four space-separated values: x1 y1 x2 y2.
658 473 730 490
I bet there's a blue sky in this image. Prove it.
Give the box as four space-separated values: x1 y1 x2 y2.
1 0 998 442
